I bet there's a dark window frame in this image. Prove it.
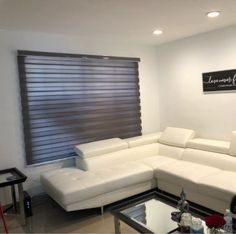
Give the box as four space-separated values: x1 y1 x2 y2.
17 50 142 165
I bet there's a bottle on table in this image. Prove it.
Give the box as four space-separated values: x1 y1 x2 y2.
224 209 233 233
190 217 203 234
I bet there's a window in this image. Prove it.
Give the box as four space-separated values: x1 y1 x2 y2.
17 51 141 165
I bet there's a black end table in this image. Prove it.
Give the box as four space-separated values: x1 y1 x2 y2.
0 167 27 225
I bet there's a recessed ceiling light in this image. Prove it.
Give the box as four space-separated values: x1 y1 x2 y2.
206 11 220 18
153 29 163 35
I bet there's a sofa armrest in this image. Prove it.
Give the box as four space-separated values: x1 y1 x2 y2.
125 132 162 148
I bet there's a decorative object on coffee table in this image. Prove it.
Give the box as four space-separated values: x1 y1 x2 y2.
205 214 225 234
171 190 189 223
180 212 192 233
190 217 204 233
178 190 190 213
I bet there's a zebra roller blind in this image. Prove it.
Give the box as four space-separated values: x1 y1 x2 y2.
17 51 142 165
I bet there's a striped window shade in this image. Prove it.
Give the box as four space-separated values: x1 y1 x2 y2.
17 51 142 165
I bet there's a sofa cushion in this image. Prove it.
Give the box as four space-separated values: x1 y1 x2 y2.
41 168 106 206
41 162 153 207
125 132 162 148
138 155 178 170
159 127 195 148
187 138 230 154
74 138 128 158
229 131 236 156
198 171 236 202
155 161 220 192
93 161 153 193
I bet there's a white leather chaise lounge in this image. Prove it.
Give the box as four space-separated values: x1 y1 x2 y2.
41 127 236 213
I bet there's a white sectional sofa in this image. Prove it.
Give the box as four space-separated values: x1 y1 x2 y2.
41 127 236 214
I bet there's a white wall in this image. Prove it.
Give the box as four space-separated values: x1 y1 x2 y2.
156 25 236 141
0 30 160 203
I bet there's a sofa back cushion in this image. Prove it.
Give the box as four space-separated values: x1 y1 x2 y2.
187 138 230 154
159 127 195 148
182 148 225 169
158 144 185 159
182 148 236 171
76 143 159 171
74 138 128 158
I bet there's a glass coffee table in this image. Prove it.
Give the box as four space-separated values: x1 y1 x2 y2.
110 190 214 234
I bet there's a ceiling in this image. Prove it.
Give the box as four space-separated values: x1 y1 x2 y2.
0 0 236 45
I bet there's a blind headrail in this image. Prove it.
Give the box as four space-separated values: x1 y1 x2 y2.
17 50 140 62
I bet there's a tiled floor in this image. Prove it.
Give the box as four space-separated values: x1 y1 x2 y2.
0 197 135 233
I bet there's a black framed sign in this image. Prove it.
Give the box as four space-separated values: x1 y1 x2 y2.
202 69 236 92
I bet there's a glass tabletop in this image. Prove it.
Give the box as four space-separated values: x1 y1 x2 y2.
121 198 178 233
0 172 15 183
